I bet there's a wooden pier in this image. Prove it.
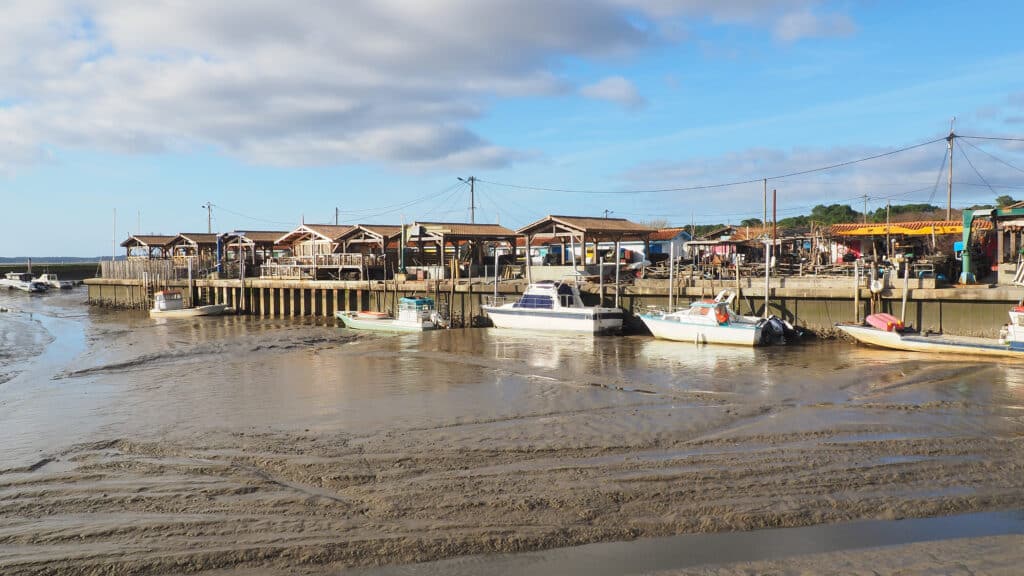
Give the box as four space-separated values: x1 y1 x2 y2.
85 275 1024 337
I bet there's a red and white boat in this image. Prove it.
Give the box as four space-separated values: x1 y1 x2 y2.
837 307 1024 359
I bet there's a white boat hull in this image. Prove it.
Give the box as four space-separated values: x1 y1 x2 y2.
2 280 47 293
149 304 229 319
640 313 762 346
336 311 436 333
837 324 1024 359
482 305 622 334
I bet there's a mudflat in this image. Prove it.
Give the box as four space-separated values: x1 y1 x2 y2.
2 290 1023 574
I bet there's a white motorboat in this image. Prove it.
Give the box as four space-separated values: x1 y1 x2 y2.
336 297 442 333
481 280 623 334
34 273 75 289
640 296 764 346
149 290 228 319
1 272 49 293
837 308 1024 359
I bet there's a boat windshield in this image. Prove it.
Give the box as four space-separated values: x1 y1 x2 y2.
514 294 554 309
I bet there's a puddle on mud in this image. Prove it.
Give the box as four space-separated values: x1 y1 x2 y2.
355 510 1024 576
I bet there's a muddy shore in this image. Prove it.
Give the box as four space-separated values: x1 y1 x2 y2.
2 292 1023 574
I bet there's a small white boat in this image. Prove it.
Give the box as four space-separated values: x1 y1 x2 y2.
837 308 1024 359
34 273 75 289
640 292 765 346
149 290 229 319
1 272 48 293
481 280 623 334
336 297 441 333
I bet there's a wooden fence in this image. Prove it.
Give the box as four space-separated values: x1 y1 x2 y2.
100 259 180 280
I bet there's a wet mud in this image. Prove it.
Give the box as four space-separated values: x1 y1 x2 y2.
2 290 1024 574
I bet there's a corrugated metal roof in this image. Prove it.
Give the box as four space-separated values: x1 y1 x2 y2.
829 220 983 236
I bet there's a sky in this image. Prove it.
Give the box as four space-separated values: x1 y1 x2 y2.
3 0 1024 256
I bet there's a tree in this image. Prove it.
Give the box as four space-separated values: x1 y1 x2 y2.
808 204 859 224
640 218 670 229
868 203 943 222
740 218 763 227
777 215 809 227
996 195 1018 208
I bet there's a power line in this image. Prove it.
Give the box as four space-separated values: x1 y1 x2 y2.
960 137 1024 175
959 135 1024 142
476 136 946 194
927 148 948 205
212 203 295 227
416 181 469 220
955 139 996 196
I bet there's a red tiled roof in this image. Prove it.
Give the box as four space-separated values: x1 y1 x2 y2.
649 227 688 241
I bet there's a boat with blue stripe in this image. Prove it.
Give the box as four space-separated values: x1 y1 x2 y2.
482 280 623 334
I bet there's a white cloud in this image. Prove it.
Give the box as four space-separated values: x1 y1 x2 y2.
580 76 646 109
0 0 856 172
774 10 857 42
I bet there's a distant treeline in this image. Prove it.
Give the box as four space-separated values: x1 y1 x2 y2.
695 195 1019 234
0 256 117 263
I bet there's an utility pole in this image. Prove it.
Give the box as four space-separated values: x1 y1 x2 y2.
458 176 476 223
947 117 955 221
886 201 891 257
335 207 339 226
762 178 767 226
862 194 869 224
202 202 213 233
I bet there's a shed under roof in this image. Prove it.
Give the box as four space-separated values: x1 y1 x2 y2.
222 230 290 245
120 234 175 248
517 215 655 241
409 222 517 240
829 220 974 237
172 233 219 245
335 224 404 243
276 224 353 245
649 227 690 242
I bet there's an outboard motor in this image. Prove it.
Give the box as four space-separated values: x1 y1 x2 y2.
761 316 804 345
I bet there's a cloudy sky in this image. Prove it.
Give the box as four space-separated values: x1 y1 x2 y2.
3 1 1024 256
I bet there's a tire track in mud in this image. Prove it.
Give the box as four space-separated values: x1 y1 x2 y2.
4 415 1023 576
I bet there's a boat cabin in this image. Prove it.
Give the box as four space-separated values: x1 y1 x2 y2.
678 300 734 326
153 290 185 312
512 280 583 309
397 297 435 323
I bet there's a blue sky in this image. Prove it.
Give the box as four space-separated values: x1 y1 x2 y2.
3 1 1024 256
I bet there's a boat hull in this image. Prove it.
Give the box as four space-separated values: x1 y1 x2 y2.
335 311 436 333
149 304 229 319
639 314 762 346
482 305 623 334
837 324 1024 358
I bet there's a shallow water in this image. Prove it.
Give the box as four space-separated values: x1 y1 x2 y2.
352 509 1024 575
2 289 1024 574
